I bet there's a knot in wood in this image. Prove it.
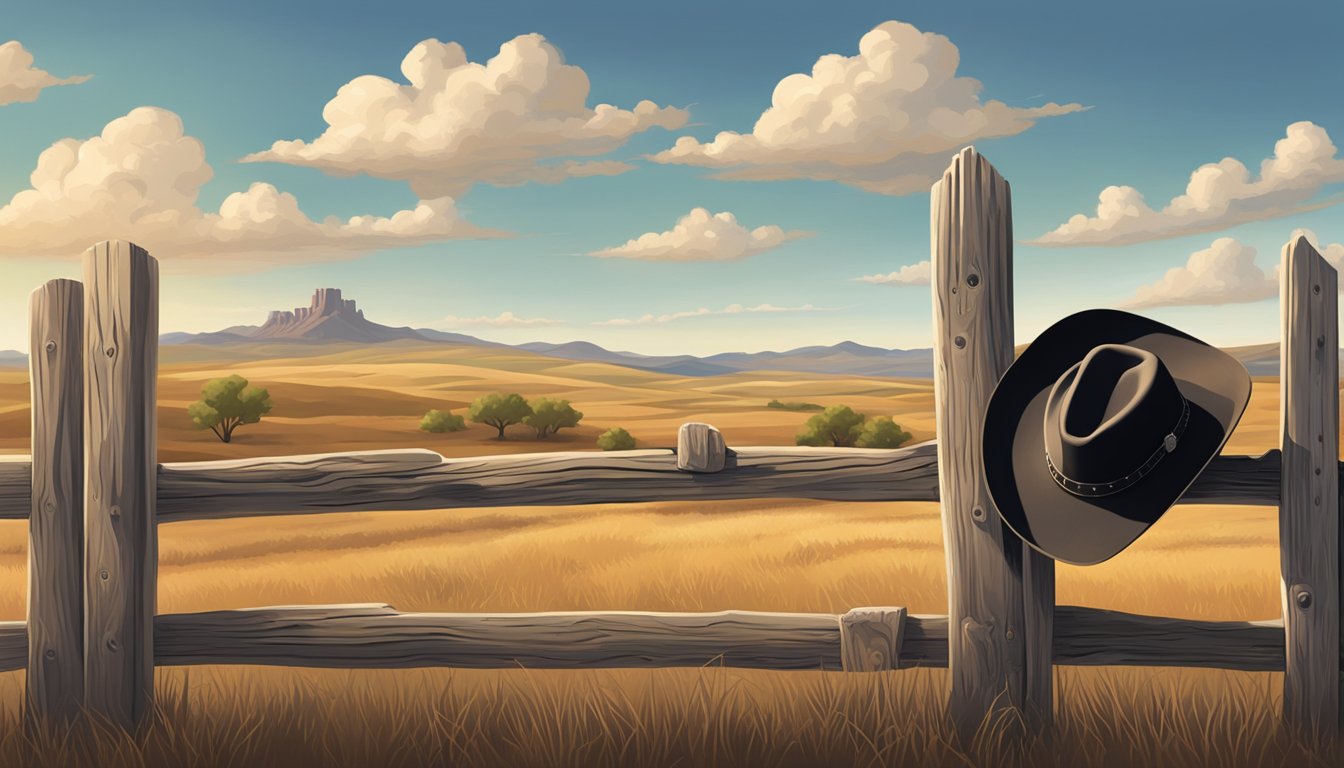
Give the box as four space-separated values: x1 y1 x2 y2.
106 637 119 652
44 649 55 660
966 274 980 287
99 569 109 581
105 347 116 358
1295 589 1312 610
44 340 56 353
971 506 986 522
954 336 966 349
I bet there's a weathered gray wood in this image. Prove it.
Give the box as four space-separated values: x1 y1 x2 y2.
0 621 27 672
82 241 158 727
26 279 84 722
143 604 1286 673
1052 606 1284 671
932 146 1053 733
1279 235 1340 737
0 448 1295 521
840 607 907 671
677 422 726 473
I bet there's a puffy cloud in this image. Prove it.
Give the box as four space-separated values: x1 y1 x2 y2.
855 261 931 286
0 107 506 269
649 21 1084 195
1120 237 1277 309
243 35 688 197
590 208 810 261
437 312 562 328
1032 122 1344 247
0 41 90 105
595 302 823 326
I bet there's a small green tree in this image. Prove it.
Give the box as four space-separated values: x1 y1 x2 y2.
523 398 583 438
795 405 865 447
597 427 636 451
188 375 272 444
419 408 466 433
468 393 533 439
855 416 912 448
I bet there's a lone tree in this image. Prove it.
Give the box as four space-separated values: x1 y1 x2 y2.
468 393 533 439
855 416 912 448
795 405 866 447
523 398 583 438
597 427 636 451
419 408 466 433
188 375 272 444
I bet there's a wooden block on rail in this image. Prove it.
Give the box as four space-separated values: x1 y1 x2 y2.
677 423 726 473
840 607 907 671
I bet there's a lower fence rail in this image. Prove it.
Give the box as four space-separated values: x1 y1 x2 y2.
0 606 1286 674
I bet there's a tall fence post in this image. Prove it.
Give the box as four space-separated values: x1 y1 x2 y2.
931 147 1054 736
26 279 85 723
1279 235 1340 737
82 241 159 727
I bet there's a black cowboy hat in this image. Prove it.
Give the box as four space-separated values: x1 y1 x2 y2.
982 309 1251 566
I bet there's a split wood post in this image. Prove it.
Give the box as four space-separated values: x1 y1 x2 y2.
1278 235 1339 737
931 147 1053 736
840 607 907 672
82 242 159 727
26 279 84 723
677 423 726 473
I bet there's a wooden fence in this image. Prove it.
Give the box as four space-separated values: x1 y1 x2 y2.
3 149 1340 739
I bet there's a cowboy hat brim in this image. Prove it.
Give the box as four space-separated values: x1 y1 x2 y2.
982 309 1251 566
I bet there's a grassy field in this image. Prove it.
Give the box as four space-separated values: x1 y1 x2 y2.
0 341 1337 767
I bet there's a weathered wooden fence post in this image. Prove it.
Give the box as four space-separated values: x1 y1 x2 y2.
1278 235 1339 737
931 147 1054 736
82 241 159 727
26 279 85 723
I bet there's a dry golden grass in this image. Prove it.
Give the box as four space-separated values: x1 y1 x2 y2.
0 343 1337 766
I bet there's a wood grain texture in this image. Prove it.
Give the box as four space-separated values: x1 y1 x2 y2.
931 146 1053 732
1053 606 1284 671
677 423 726 473
142 604 1288 673
26 279 84 722
0 622 27 672
82 241 158 727
840 607 907 671
0 447 1293 522
1279 235 1340 736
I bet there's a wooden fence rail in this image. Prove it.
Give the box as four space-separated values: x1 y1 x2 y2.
0 445 1295 522
0 605 1289 674
2 144 1339 739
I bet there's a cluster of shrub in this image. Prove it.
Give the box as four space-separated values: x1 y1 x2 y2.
420 392 636 450
793 405 911 448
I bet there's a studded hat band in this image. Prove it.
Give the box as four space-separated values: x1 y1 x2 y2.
1045 398 1190 498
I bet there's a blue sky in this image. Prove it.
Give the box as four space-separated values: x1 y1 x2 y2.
1 0 1341 354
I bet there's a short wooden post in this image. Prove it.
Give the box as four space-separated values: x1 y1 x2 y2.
26 279 84 723
82 241 158 727
677 423 726 473
931 147 1053 735
1279 235 1339 737
840 607 906 671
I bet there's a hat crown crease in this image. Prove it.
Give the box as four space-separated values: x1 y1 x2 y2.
1044 344 1185 487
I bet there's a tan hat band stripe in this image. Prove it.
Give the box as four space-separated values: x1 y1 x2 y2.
1045 398 1190 498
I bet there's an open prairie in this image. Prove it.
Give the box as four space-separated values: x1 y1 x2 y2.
0 341 1337 766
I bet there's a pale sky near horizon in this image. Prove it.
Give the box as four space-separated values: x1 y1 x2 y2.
1 0 1341 355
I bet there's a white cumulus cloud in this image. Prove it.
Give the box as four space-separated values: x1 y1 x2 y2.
590 208 811 261
855 261 931 286
243 35 688 197
1121 237 1277 309
0 107 507 270
595 302 823 326
0 41 90 105
1032 122 1344 247
437 312 562 328
648 20 1084 195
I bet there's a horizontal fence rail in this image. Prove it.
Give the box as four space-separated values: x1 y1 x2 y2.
0 444 1292 522
0 605 1285 673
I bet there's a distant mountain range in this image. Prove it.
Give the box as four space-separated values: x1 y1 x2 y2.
0 289 1331 378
